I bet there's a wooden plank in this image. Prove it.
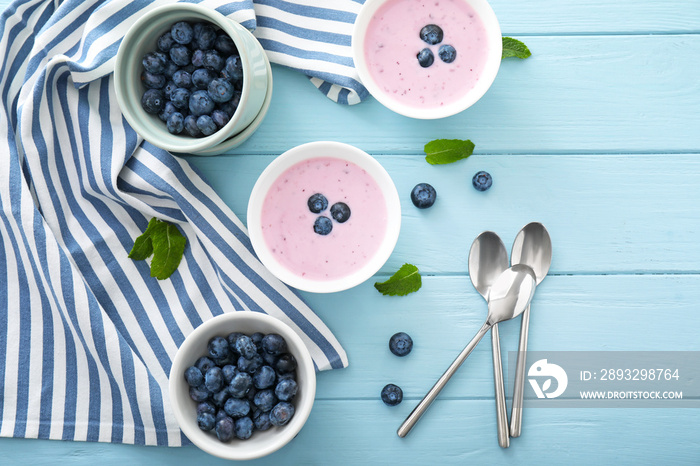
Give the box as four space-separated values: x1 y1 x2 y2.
188 153 700 274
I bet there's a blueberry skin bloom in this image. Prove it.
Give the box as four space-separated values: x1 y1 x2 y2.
222 55 243 82
142 51 166 74
203 50 225 72
330 202 351 223
307 193 328 213
140 71 165 90
381 384 403 406
215 416 235 442
208 336 230 360
169 45 191 67
313 216 333 235
197 412 215 431
204 366 224 393
184 366 204 387
472 171 493 191
166 112 184 135
234 416 254 440
269 402 295 426
189 90 215 116
196 115 217 136
438 44 457 63
207 78 235 103
419 24 443 45
417 48 434 68
172 70 191 88
253 389 277 412
228 372 253 398
170 87 190 110
253 365 277 389
275 378 298 401
140 89 164 114
389 332 413 357
211 109 230 129
184 115 201 137
253 410 272 431
191 68 215 90
224 397 251 418
236 335 258 359
262 333 287 356
410 183 437 208
171 21 193 45
157 32 175 53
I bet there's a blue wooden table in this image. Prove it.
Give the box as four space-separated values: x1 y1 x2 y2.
3 0 700 464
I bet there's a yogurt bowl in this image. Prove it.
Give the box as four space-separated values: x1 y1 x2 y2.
247 142 401 293
352 0 502 119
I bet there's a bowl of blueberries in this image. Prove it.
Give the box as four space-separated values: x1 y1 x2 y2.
169 311 316 460
114 3 271 155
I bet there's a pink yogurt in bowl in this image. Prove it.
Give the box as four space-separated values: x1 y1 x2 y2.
352 0 502 119
247 142 401 293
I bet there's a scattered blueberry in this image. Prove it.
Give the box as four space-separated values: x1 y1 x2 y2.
228 371 253 398
215 416 235 442
234 416 254 440
196 114 217 137
262 334 287 356
189 90 215 116
275 353 297 374
141 71 166 89
171 21 194 45
172 70 192 88
184 366 204 387
253 365 277 389
207 78 234 103
141 89 165 114
438 44 457 63
166 112 184 135
472 171 493 191
211 109 230 129
170 87 191 110
157 32 176 53
253 389 276 412
142 51 166 74
330 202 351 223
307 193 328 213
197 412 216 431
313 216 333 235
215 34 237 55
419 24 443 45
269 402 295 426
253 410 272 431
189 385 210 402
224 397 251 418
411 183 437 208
389 332 413 357
275 378 298 402
381 384 403 406
184 115 202 137
417 48 434 68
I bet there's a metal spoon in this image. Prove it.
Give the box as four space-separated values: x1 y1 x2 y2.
509 222 552 438
397 264 537 438
468 232 510 448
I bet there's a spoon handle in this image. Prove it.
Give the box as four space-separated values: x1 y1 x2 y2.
509 304 531 438
491 324 509 448
397 322 491 438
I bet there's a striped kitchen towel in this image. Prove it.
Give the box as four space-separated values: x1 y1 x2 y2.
0 0 358 447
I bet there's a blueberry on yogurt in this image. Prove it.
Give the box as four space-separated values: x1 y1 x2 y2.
313 216 333 235
307 193 328 213
330 202 351 223
438 44 457 63
419 24 443 45
417 48 434 68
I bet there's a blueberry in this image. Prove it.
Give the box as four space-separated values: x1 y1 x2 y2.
251 332 265 352
211 386 231 407
381 384 403 406
215 416 235 442
197 401 216 416
224 398 251 418
218 95 240 117
162 60 179 79
159 101 177 122
277 371 296 382
307 193 328 213
275 353 297 374
195 356 216 373
197 412 216 431
261 334 286 356
214 354 234 367
253 410 272 431
410 183 437 208
184 115 202 137
438 44 457 63
196 114 216 138
269 402 295 426
208 78 235 103
253 365 277 390
203 50 224 72
171 21 194 45
172 70 192 88
184 366 204 387
166 112 184 134
221 55 243 82
246 386 258 402
389 332 413 357
163 82 177 100
472 171 493 191
262 350 278 366
330 202 351 223
189 90 215 116
141 71 165 89
417 48 434 68
208 336 229 360
140 89 165 114
227 332 245 353
157 32 176 53
142 51 166 74
215 409 228 422
253 389 277 412
215 34 237 55
169 45 191 67
234 417 254 440
419 24 443 45
313 216 333 236
189 385 210 402
191 68 216 90
194 24 217 50
204 366 224 393
190 49 205 68
222 365 237 384
170 87 191 110
236 335 257 359
275 378 298 402
238 353 263 374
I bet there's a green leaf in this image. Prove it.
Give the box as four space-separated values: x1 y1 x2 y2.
374 263 422 296
127 217 159 260
424 139 475 165
502 37 531 59
149 221 187 280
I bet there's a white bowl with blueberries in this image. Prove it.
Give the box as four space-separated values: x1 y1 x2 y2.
114 3 271 155
169 312 316 460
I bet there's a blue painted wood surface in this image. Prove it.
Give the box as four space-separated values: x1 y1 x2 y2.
2 0 700 464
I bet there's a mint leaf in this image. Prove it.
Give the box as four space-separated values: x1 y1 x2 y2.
128 217 159 260
424 139 475 165
502 37 531 59
374 263 422 296
150 221 187 280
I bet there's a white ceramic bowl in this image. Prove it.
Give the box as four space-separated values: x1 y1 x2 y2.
114 3 270 154
169 312 316 460
247 141 402 293
352 0 502 119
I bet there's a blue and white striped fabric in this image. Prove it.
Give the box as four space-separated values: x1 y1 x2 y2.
0 0 358 446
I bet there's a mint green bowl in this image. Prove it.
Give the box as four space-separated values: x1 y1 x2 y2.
114 3 270 154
